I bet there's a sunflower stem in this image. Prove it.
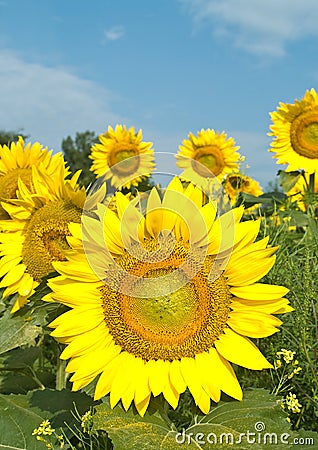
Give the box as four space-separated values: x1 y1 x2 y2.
56 356 66 391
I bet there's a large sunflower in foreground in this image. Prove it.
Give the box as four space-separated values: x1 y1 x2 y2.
176 128 241 180
0 160 86 312
47 178 291 416
0 137 68 220
269 88 318 172
224 173 263 205
89 125 155 189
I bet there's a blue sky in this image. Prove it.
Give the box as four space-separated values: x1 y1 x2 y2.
1 0 318 187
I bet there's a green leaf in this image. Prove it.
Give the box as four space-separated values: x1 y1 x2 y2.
278 170 302 193
92 390 314 450
0 347 55 394
93 396 186 450
0 310 41 355
0 391 52 449
0 388 96 449
290 429 318 449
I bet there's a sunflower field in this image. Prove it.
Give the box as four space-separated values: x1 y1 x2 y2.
0 89 317 449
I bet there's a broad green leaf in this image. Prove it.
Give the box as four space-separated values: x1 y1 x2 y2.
186 389 292 449
92 390 312 450
0 391 52 449
0 347 54 394
93 397 188 450
278 170 302 193
0 389 96 449
290 429 318 449
0 310 41 355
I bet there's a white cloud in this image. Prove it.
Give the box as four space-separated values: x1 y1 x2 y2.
0 50 124 151
180 0 318 57
103 25 125 42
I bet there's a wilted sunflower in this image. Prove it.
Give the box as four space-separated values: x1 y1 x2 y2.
47 177 291 416
176 129 241 180
269 88 318 172
0 136 68 220
0 160 86 312
89 125 155 189
224 173 263 205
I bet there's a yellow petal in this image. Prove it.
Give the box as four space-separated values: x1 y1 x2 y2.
18 273 36 297
134 358 150 406
60 325 110 359
147 359 169 396
228 311 282 338
196 389 211 414
162 380 180 409
161 178 184 233
169 360 187 394
135 394 151 417
110 352 134 408
0 255 22 278
231 298 292 314
146 188 162 237
230 283 289 300
11 296 29 313
115 192 145 242
215 328 272 369
225 252 276 286
179 357 202 405
50 307 104 336
209 348 242 400
195 352 220 403
0 263 27 288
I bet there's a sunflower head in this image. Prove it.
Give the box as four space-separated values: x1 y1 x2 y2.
176 128 241 180
0 160 86 312
89 125 155 189
47 177 291 416
0 136 69 220
224 173 263 204
269 88 318 172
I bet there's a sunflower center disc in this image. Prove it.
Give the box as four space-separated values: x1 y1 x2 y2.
22 200 82 281
228 175 244 190
101 240 231 360
290 110 318 158
108 145 140 175
0 168 33 219
192 145 225 177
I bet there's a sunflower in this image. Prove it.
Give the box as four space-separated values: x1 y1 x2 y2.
224 173 263 205
0 160 86 312
287 173 318 211
269 88 318 172
89 125 155 189
176 128 241 181
0 136 68 220
47 177 291 416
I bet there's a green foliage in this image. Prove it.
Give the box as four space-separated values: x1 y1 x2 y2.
91 390 317 449
61 130 98 186
0 129 29 146
277 170 303 193
237 202 318 432
0 389 95 449
0 310 41 355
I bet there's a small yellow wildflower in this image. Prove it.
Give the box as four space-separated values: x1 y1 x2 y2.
285 393 302 413
274 359 282 370
32 420 55 436
81 410 93 433
276 348 296 364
